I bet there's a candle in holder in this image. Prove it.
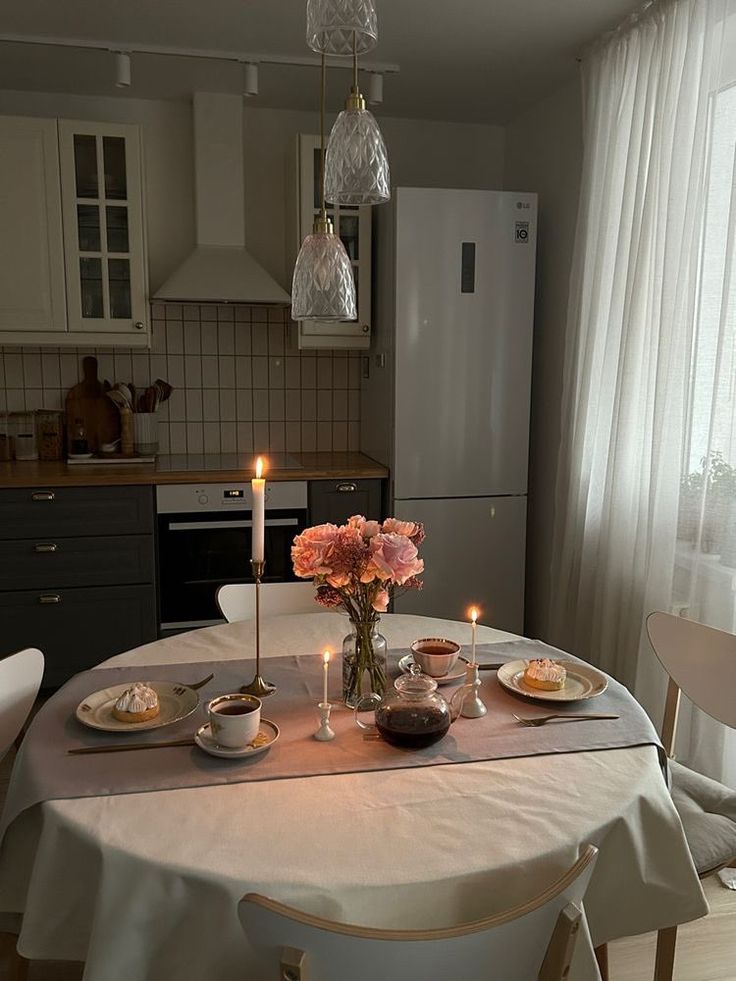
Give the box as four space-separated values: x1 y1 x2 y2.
469 607 479 664
322 649 330 705
251 456 266 563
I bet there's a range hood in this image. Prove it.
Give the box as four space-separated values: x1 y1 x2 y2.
155 92 290 305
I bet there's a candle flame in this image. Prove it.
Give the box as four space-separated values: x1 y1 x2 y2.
469 606 479 623
255 456 265 479
323 649 331 664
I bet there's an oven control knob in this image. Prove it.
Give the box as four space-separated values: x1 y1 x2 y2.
198 494 209 505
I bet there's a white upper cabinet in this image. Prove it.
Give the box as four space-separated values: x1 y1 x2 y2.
0 116 67 335
296 134 372 349
58 120 148 341
0 115 149 348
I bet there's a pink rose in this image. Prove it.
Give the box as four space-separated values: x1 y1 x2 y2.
362 533 424 586
382 517 417 538
372 589 390 613
348 515 381 538
291 523 339 579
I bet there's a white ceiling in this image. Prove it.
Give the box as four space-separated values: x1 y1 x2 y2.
0 0 640 123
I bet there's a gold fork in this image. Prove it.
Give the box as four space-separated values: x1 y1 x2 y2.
172 673 214 695
513 713 620 727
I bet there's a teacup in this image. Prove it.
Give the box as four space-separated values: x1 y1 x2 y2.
207 693 261 748
410 638 461 678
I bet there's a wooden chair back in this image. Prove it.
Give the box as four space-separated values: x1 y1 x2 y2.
0 648 44 762
217 582 319 623
239 846 599 981
646 611 736 755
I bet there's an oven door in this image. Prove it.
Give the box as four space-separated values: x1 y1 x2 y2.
158 507 306 630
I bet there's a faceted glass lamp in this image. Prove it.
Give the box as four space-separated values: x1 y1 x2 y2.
292 217 357 321
325 90 390 205
306 0 378 56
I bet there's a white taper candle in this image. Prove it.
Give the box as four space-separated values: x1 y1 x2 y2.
252 456 266 562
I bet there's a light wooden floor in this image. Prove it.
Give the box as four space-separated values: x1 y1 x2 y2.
1 744 735 980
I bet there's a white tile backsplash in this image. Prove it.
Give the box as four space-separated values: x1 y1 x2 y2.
0 303 362 453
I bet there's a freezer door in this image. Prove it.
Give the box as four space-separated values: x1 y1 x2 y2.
392 496 526 635
394 188 536 499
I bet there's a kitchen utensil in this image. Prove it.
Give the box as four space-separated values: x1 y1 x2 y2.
75 681 200 732
398 653 466 686
68 738 196 755
355 662 471 748
194 719 279 759
154 378 173 404
65 356 120 452
172 673 214 695
512 713 620 727
497 659 608 703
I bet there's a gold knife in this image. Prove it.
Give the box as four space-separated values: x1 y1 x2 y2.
69 738 195 755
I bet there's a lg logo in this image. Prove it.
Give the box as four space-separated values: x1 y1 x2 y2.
516 201 530 209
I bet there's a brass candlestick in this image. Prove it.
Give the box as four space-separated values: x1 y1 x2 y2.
241 559 277 697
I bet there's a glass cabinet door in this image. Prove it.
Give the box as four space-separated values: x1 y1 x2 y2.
58 121 147 336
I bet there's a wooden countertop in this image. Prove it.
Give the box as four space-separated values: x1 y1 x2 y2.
0 452 389 488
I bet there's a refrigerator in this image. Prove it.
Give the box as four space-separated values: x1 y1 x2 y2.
362 188 537 633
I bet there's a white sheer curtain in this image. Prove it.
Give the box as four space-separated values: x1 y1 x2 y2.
550 0 736 784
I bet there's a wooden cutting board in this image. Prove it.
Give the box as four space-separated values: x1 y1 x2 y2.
65 356 120 453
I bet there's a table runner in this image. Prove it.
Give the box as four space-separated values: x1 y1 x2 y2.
1 639 663 837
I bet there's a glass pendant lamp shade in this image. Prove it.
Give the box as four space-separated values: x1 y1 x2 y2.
291 222 357 321
325 101 390 205
306 0 378 56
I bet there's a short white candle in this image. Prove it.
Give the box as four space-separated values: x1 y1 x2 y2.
469 607 479 665
322 649 330 705
251 456 266 563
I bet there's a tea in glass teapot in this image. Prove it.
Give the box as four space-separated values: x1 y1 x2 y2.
354 663 470 748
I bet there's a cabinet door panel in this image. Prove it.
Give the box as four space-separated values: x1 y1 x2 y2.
309 479 383 527
0 116 66 332
0 584 157 687
0 535 154 590
0 486 154 539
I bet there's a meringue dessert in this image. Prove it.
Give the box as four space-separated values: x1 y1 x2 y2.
112 683 160 723
523 658 567 691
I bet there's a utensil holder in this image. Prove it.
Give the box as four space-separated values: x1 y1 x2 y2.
133 412 158 455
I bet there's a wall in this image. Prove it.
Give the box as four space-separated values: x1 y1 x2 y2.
503 78 583 640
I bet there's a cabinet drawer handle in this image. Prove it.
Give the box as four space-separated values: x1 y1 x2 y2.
336 482 358 493
31 491 55 502
34 543 58 553
39 594 61 604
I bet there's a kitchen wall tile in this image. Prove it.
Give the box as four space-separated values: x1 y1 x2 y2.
218 356 235 388
0 302 362 457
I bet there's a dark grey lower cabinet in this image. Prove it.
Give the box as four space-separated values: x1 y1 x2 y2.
309 478 384 526
0 585 157 688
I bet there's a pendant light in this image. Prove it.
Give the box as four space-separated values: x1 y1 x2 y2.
324 30 390 206
291 53 357 322
306 0 377 57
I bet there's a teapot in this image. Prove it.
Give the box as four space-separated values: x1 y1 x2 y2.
354 663 470 748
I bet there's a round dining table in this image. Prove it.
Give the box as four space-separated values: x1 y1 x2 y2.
0 613 707 981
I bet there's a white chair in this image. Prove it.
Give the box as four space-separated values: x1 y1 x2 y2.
239 846 599 981
216 582 320 623
646 612 736 981
0 647 44 764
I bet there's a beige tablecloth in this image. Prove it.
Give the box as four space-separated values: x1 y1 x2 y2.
0 614 707 981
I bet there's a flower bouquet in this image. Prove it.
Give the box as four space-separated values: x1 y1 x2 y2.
291 515 425 705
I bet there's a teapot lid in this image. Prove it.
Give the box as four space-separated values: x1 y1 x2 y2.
394 661 438 697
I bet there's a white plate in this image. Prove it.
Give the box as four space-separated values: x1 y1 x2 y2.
194 720 280 759
76 682 200 732
497 659 608 702
398 653 466 686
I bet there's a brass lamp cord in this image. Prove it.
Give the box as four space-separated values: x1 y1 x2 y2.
320 50 326 221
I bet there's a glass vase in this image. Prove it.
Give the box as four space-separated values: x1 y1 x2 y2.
342 617 387 707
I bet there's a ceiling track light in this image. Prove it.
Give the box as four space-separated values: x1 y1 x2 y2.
367 71 383 106
113 50 131 88
242 61 259 97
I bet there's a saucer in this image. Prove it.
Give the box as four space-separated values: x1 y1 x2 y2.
194 719 279 759
398 653 466 685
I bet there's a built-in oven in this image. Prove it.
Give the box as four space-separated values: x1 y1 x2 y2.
156 481 308 635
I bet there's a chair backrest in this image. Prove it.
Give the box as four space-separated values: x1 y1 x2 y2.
0 648 44 763
239 846 599 981
647 612 736 752
217 582 319 623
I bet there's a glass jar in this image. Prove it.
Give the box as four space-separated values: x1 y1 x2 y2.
10 412 38 460
36 410 64 461
342 617 387 707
